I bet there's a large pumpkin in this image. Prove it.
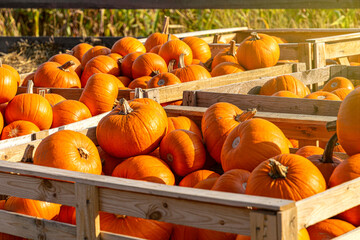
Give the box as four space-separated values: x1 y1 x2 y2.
307 219 355 240
96 98 167 158
221 118 289 172
0 61 18 103
259 75 310 97
71 42 93 63
236 32 280 70
182 36 212 63
48 53 82 76
111 36 146 56
1 120 40 140
246 154 326 201
159 39 193 69
171 53 211 82
131 53 168 79
1 61 20 86
33 130 102 174
52 100 92 128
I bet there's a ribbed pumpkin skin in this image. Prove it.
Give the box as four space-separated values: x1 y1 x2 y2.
79 73 119 116
147 72 181 88
159 40 193 69
145 33 178 52
149 45 161 54
329 154 360 225
2 64 20 86
172 64 211 83
179 170 220 187
1 120 40 140
236 33 280 70
33 130 102 174
44 93 66 106
131 53 168 79
211 169 250 194
34 61 81 88
307 219 355 240
305 91 341 101
211 48 238 70
100 212 173 240
5 93 53 130
331 88 352 100
193 177 219 190
52 100 92 128
71 42 93 63
322 77 354 92
107 53 122 62
81 55 120 87
296 146 324 158
337 88 360 155
96 100 167 158
48 53 82 76
210 62 245 77
0 67 18 103
260 75 310 97
111 37 146 56
166 116 202 139
202 102 243 163
182 37 211 63
97 146 125 176
128 76 151 89
81 45 111 68
246 154 326 201
221 118 289 172
272 90 300 98
120 51 144 79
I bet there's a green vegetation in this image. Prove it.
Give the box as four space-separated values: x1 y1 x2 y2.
0 9 359 37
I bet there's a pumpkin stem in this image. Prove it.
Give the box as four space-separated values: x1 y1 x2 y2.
27 80 34 94
326 120 337 132
21 144 35 163
203 58 213 72
178 53 186 69
161 16 170 34
115 214 127 219
150 70 160 77
58 60 75 72
321 133 338 163
118 98 134 115
113 99 119 109
228 40 236 57
66 49 74 55
250 32 261 41
167 33 171 42
0 59 2 67
213 34 221 43
234 108 257 122
78 147 90 160
38 89 46 98
268 158 288 179
168 59 176 72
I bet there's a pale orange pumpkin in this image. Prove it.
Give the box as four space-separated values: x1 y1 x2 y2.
322 76 354 92
304 91 341 101
260 75 310 97
111 37 146 56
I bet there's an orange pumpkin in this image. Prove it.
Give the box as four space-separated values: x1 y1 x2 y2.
272 90 300 98
211 40 238 70
322 76 354 92
147 72 181 88
96 98 167 158
159 39 193 69
117 76 132 87
52 100 92 128
43 93 66 106
128 76 151 89
0 61 18 103
149 45 162 54
246 154 326 201
119 51 144 79
260 75 310 97
210 62 245 77
98 146 125 176
331 88 352 100
34 61 81 88
211 169 250 193
179 170 220 187
71 42 93 63
21 72 35 87
193 177 219 190
1 120 40 140
236 229 309 240
131 53 168 79
221 118 289 172
1 61 20 86
144 17 178 52
304 91 341 101
182 36 211 63
79 73 120 116
166 116 202 139
81 45 111 68
236 32 280 70
296 145 324 158
48 53 82 76
171 225 199 240
307 219 355 239
111 37 146 56
107 52 122 62
34 130 102 174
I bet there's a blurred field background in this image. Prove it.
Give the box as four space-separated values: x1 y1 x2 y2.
1 9 360 37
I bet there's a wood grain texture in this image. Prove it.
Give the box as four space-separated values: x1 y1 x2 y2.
325 39 360 59
277 207 297 240
306 32 360 43
332 227 360 240
250 210 278 240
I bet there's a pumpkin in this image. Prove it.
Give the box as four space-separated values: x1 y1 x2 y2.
131 53 168 79
128 76 151 89
71 42 93 63
337 87 360 155
1 120 40 140
193 177 219 190
201 102 255 163
159 38 193 69
210 62 245 77
117 76 132 87
48 53 82 76
21 72 35 87
272 90 300 98
166 116 202 139
211 40 238 69
171 53 211 83
34 61 81 88
211 169 250 193
0 102 7 117
260 75 310 97
236 32 280 70
0 60 18 104
331 88 352 100
96 98 167 158
81 55 120 87
149 45 162 54
79 73 120 116
322 76 354 92
179 170 220 187
81 45 111 68
246 154 326 201
296 145 324 158
147 72 181 88
98 146 125 176
160 129 206 176
52 100 92 128
329 153 360 225
33 130 102 174
111 36 146 56
182 36 211 63
307 219 355 240
307 133 343 184
119 51 144 78
171 225 199 240
43 93 66 106
1 61 20 86
107 52 122 62
304 91 341 101
288 138 299 148
221 118 290 172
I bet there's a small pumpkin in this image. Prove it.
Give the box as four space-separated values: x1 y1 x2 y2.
111 36 146 56
0 60 18 104
71 42 93 63
211 169 250 193
260 75 310 97
322 76 354 92
166 116 202 139
296 145 324 158
149 45 162 54
210 62 245 77
147 72 181 88
304 91 341 101
128 76 151 89
179 170 220 187
1 61 20 86
272 90 300 98
48 53 82 76
211 40 238 69
331 88 352 100
107 53 122 62
307 219 355 240
182 36 212 63
131 53 168 79
52 100 92 128
81 45 111 68
1 120 40 140
117 76 132 87
43 93 66 106
159 38 193 69
193 177 219 190
119 51 144 79
98 146 125 176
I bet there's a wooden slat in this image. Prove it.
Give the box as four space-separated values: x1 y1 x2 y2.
101 232 145 240
1 0 359 9
332 227 360 240
325 39 360 59
277 208 298 240
250 210 278 240
313 42 327 69
306 32 360 43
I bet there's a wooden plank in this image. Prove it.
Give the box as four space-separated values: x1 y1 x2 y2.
75 183 100 240
101 231 145 240
325 39 360 59
306 32 360 43
338 57 351 66
296 177 360 229
346 66 360 79
279 43 299 60
298 42 313 70
313 42 326 69
1 0 359 9
332 227 360 240
277 208 298 240
250 210 278 240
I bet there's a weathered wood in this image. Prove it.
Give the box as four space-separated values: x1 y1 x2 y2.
338 57 351 66
250 210 278 240
306 32 360 43
101 232 145 240
277 207 298 240
325 39 360 59
313 42 326 69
